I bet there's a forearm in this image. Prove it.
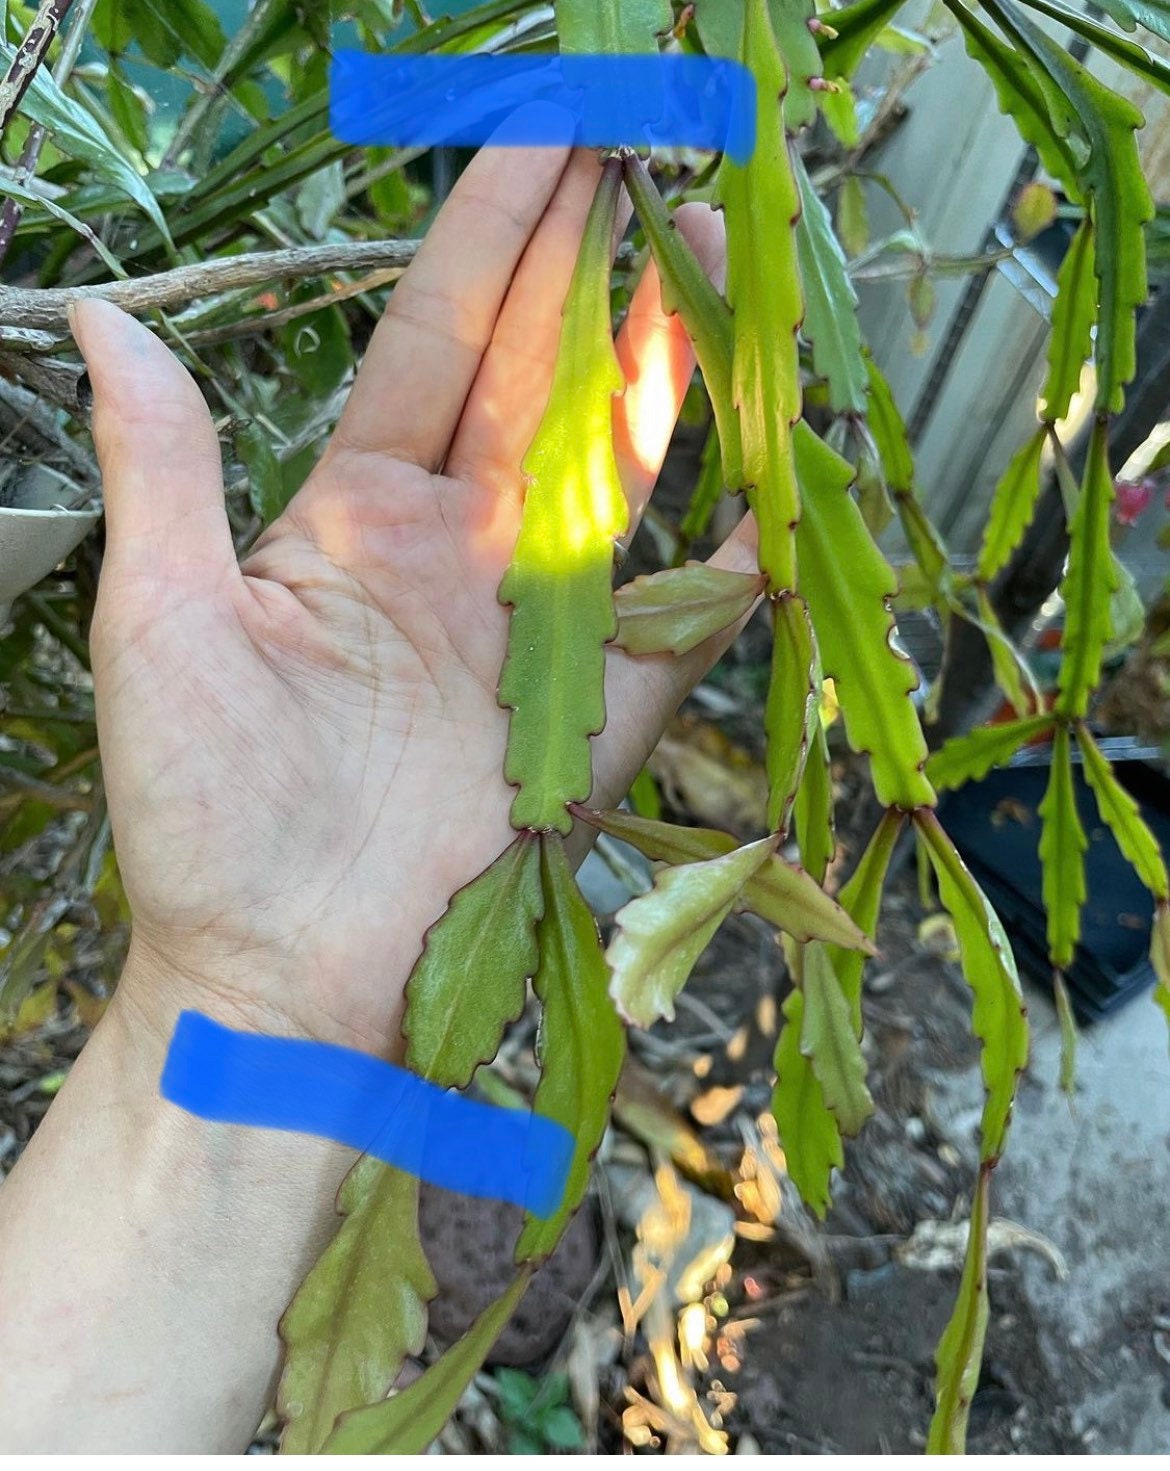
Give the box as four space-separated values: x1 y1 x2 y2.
0 961 355 1453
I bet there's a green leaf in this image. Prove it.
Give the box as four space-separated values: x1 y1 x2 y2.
622 156 742 491
793 714 835 884
1053 971 1078 1096
926 716 1054 792
540 1404 585 1450
970 587 1043 718
1077 724 1169 900
766 595 816 831
793 152 867 414
819 0 907 79
986 0 1151 412
240 422 289 527
555 0 669 50
607 837 777 1027
837 174 868 256
1038 725 1087 970
323 1271 532 1453
1056 420 1119 718
0 171 125 278
696 0 825 130
800 941 874 1134
0 38 170 241
926 1166 991 1455
865 356 950 599
107 65 149 156
403 834 543 1088
830 805 904 1021
278 1163 435 1454
612 565 764 656
793 422 936 810
944 0 1080 201
772 987 842 1218
916 812 1028 1163
818 77 860 146
1152 902 1170 1046
574 808 874 951
169 0 228 68
498 164 628 835
714 0 804 592
976 427 1047 584
278 288 352 399
516 837 626 1262
1093 0 1170 42
1040 221 1096 425
295 159 346 240
1018 0 1170 96
774 811 900 1207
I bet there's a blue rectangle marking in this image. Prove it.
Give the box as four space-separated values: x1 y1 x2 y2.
329 52 757 163
160 1010 574 1218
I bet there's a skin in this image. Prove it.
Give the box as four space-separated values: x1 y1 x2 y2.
0 137 755 1451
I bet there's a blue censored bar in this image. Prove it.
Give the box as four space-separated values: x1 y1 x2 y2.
330 52 757 163
161 1010 574 1218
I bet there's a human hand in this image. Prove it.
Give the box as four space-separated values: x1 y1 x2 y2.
73 143 754 1057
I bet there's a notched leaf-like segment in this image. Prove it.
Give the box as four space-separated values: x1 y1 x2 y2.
612 564 765 657
772 809 902 1214
800 941 874 1135
322 1269 532 1453
926 714 1054 793
516 836 626 1263
793 422 935 810
555 0 670 51
793 151 867 414
983 0 1151 412
621 154 744 491
694 0 825 133
819 0 907 80
574 807 873 951
772 985 843 1219
766 594 817 832
403 833 543 1088
497 162 628 835
976 427 1047 585
1040 219 1095 425
1054 970 1078 1096
945 0 1081 200
865 355 950 600
607 836 777 1027
278 1162 436 1454
926 1165 991 1454
1077 723 1169 899
916 810 1028 1163
794 713 835 885
1152 902 1170 1043
972 587 1042 718
1038 724 1087 970
1056 419 1118 717
715 0 805 592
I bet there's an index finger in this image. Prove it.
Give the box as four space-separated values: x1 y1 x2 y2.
329 113 573 474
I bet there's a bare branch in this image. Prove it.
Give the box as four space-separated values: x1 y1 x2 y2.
0 238 640 331
0 0 73 135
0 0 98 266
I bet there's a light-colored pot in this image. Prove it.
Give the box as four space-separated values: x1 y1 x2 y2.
0 476 101 621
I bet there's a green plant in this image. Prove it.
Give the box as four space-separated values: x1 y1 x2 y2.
3 0 1170 1455
492 1368 585 1455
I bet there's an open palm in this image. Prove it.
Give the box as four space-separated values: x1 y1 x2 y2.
73 144 754 1056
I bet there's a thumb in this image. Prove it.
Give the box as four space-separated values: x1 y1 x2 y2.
69 298 237 589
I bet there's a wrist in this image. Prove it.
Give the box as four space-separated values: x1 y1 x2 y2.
113 931 402 1058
